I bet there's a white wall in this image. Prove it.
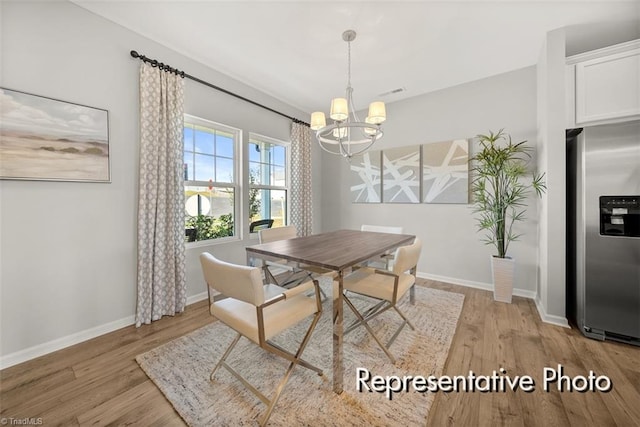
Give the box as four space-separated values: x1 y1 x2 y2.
535 29 568 326
321 67 540 295
0 1 322 366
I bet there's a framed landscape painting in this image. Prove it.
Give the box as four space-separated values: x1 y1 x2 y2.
0 88 110 182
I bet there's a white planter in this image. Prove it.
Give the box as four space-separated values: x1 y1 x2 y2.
491 256 515 303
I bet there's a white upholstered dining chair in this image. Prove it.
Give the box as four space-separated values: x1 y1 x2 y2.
258 225 307 286
340 237 422 363
360 224 404 234
200 252 323 426
360 224 404 270
258 225 332 296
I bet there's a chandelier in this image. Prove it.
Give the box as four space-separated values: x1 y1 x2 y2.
310 30 386 160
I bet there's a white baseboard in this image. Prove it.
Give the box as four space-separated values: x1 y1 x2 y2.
187 291 208 305
1 292 212 370
0 314 135 370
535 295 571 328
418 272 570 328
417 272 537 299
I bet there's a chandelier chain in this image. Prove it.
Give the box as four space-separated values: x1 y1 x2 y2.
347 39 352 88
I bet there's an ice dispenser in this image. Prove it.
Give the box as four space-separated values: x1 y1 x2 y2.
599 196 640 237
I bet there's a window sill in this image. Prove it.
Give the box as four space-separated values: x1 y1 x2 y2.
185 235 240 249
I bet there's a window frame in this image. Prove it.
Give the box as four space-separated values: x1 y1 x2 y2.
248 132 290 234
183 114 241 246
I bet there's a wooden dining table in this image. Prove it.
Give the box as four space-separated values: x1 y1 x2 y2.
245 228 416 394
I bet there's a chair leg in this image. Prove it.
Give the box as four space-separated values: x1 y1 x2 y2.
266 341 323 375
384 305 416 348
343 295 396 364
263 265 280 286
211 332 242 380
357 298 386 321
393 305 416 331
268 268 329 302
310 272 328 301
260 311 322 426
279 273 301 288
342 293 420 362
214 313 323 426
344 299 387 335
318 287 328 301
275 268 310 289
283 270 329 301
386 320 407 349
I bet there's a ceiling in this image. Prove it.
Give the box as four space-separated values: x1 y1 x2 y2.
72 1 639 116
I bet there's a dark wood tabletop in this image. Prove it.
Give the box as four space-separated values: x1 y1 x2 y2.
246 229 415 271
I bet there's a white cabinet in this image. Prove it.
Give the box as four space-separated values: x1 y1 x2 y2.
567 40 640 126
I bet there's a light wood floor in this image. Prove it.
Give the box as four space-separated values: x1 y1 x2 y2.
1 280 639 426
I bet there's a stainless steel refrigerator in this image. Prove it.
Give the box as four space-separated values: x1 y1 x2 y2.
567 120 640 345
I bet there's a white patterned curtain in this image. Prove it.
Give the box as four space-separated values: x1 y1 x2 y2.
136 62 186 327
290 121 313 236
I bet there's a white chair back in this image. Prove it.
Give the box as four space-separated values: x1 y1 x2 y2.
200 252 265 306
361 224 404 234
259 225 298 244
392 238 422 275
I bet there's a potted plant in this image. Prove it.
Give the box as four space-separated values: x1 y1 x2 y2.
470 129 546 303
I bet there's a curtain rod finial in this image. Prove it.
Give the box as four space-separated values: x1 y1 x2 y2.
130 50 139 58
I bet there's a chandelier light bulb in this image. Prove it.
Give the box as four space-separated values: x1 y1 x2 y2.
364 117 378 135
330 98 349 121
310 112 326 130
367 101 386 124
332 127 348 139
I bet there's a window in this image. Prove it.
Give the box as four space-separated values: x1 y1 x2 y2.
249 135 288 230
183 115 239 242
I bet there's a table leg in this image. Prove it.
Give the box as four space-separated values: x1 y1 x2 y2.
333 269 344 394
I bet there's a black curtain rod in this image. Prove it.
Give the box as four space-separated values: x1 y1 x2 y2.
130 50 309 127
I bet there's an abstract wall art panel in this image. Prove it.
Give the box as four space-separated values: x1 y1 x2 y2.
382 145 421 203
350 150 382 203
422 139 469 204
0 87 110 182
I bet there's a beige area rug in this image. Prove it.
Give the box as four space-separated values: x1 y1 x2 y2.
136 280 464 426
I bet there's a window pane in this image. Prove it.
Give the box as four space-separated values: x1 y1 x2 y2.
250 189 286 228
194 129 215 154
249 163 263 185
215 157 234 183
273 145 285 166
184 126 194 150
263 143 274 160
249 164 260 185
262 161 273 185
194 154 214 181
210 187 234 218
272 166 286 186
249 142 261 162
216 134 234 158
185 186 234 241
270 190 286 228
185 187 212 216
183 152 194 181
